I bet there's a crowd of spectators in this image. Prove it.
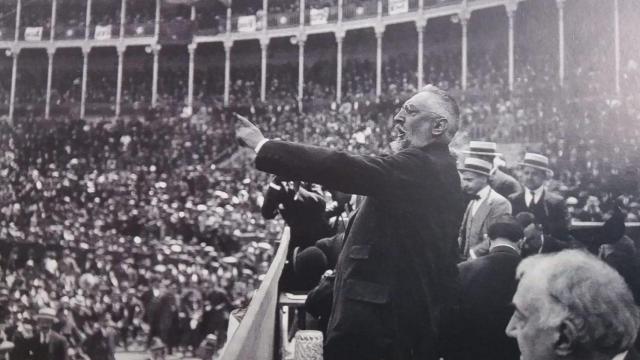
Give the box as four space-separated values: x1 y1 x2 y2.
0 111 283 358
0 1 638 358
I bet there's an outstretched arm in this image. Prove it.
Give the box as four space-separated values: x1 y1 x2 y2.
234 113 421 197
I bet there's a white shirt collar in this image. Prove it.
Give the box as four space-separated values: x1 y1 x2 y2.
476 185 491 201
524 186 544 205
470 186 491 216
490 243 520 253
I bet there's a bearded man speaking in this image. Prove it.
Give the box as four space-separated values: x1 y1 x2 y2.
234 85 464 360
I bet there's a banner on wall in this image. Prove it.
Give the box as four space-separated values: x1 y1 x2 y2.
94 25 113 40
310 7 329 25
237 15 257 33
388 0 409 15
24 27 43 41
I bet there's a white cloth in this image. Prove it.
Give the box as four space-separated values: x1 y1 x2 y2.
254 139 269 153
41 330 50 344
524 186 544 207
470 186 491 216
612 351 628 360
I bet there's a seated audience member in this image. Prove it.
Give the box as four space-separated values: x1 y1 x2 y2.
446 216 522 360
507 250 640 360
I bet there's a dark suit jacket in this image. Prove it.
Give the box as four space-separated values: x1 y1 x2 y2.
256 140 464 359
490 169 522 199
510 189 569 240
31 330 67 360
83 328 117 360
446 245 521 360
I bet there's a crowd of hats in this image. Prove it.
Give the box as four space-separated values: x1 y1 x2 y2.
0 111 286 357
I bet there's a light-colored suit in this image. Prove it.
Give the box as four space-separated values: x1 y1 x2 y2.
458 188 512 259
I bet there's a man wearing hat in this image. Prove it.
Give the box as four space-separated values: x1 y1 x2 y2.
443 215 522 360
83 312 117 360
463 141 521 198
510 152 569 241
458 158 512 260
30 307 68 360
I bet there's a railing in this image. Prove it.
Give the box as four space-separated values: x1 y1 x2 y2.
124 21 155 37
219 227 290 360
343 0 378 20
55 24 86 40
85 102 115 116
87 24 120 41
0 0 505 44
267 11 300 29
0 27 15 41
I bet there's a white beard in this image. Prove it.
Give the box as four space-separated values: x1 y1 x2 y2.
389 139 409 153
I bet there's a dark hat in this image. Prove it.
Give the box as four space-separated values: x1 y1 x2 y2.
462 141 501 157
518 152 554 176
515 211 537 228
488 216 524 243
293 246 328 288
600 207 626 245
458 157 492 177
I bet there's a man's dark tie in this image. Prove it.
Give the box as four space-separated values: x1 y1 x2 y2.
470 194 481 201
529 191 536 208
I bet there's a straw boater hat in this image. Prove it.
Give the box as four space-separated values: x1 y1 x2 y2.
35 308 57 322
518 152 554 176
149 337 165 351
462 141 502 157
458 158 493 177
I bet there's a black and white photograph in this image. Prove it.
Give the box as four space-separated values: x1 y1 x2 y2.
0 0 639 359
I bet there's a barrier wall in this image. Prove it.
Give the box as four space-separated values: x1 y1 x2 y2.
219 227 290 360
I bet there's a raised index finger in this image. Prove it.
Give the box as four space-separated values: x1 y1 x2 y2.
233 112 254 126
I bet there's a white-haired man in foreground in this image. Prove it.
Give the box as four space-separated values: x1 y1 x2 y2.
507 250 640 360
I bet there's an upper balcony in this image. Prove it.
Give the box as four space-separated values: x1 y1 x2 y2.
0 0 511 48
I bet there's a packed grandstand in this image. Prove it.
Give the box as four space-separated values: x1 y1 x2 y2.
0 0 639 358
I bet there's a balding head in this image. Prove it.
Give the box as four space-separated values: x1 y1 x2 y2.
419 84 460 138
392 85 459 150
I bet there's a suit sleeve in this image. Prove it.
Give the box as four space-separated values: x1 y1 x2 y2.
549 197 570 240
255 140 425 197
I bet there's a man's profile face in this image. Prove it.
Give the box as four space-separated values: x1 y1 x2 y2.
392 92 441 150
522 167 547 190
506 276 558 360
460 171 487 195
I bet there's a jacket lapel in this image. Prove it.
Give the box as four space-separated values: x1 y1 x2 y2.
471 191 493 231
459 202 473 249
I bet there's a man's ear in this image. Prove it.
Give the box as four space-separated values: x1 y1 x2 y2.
554 319 578 357
432 118 449 136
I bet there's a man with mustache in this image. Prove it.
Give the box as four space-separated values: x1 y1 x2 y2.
235 85 464 360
